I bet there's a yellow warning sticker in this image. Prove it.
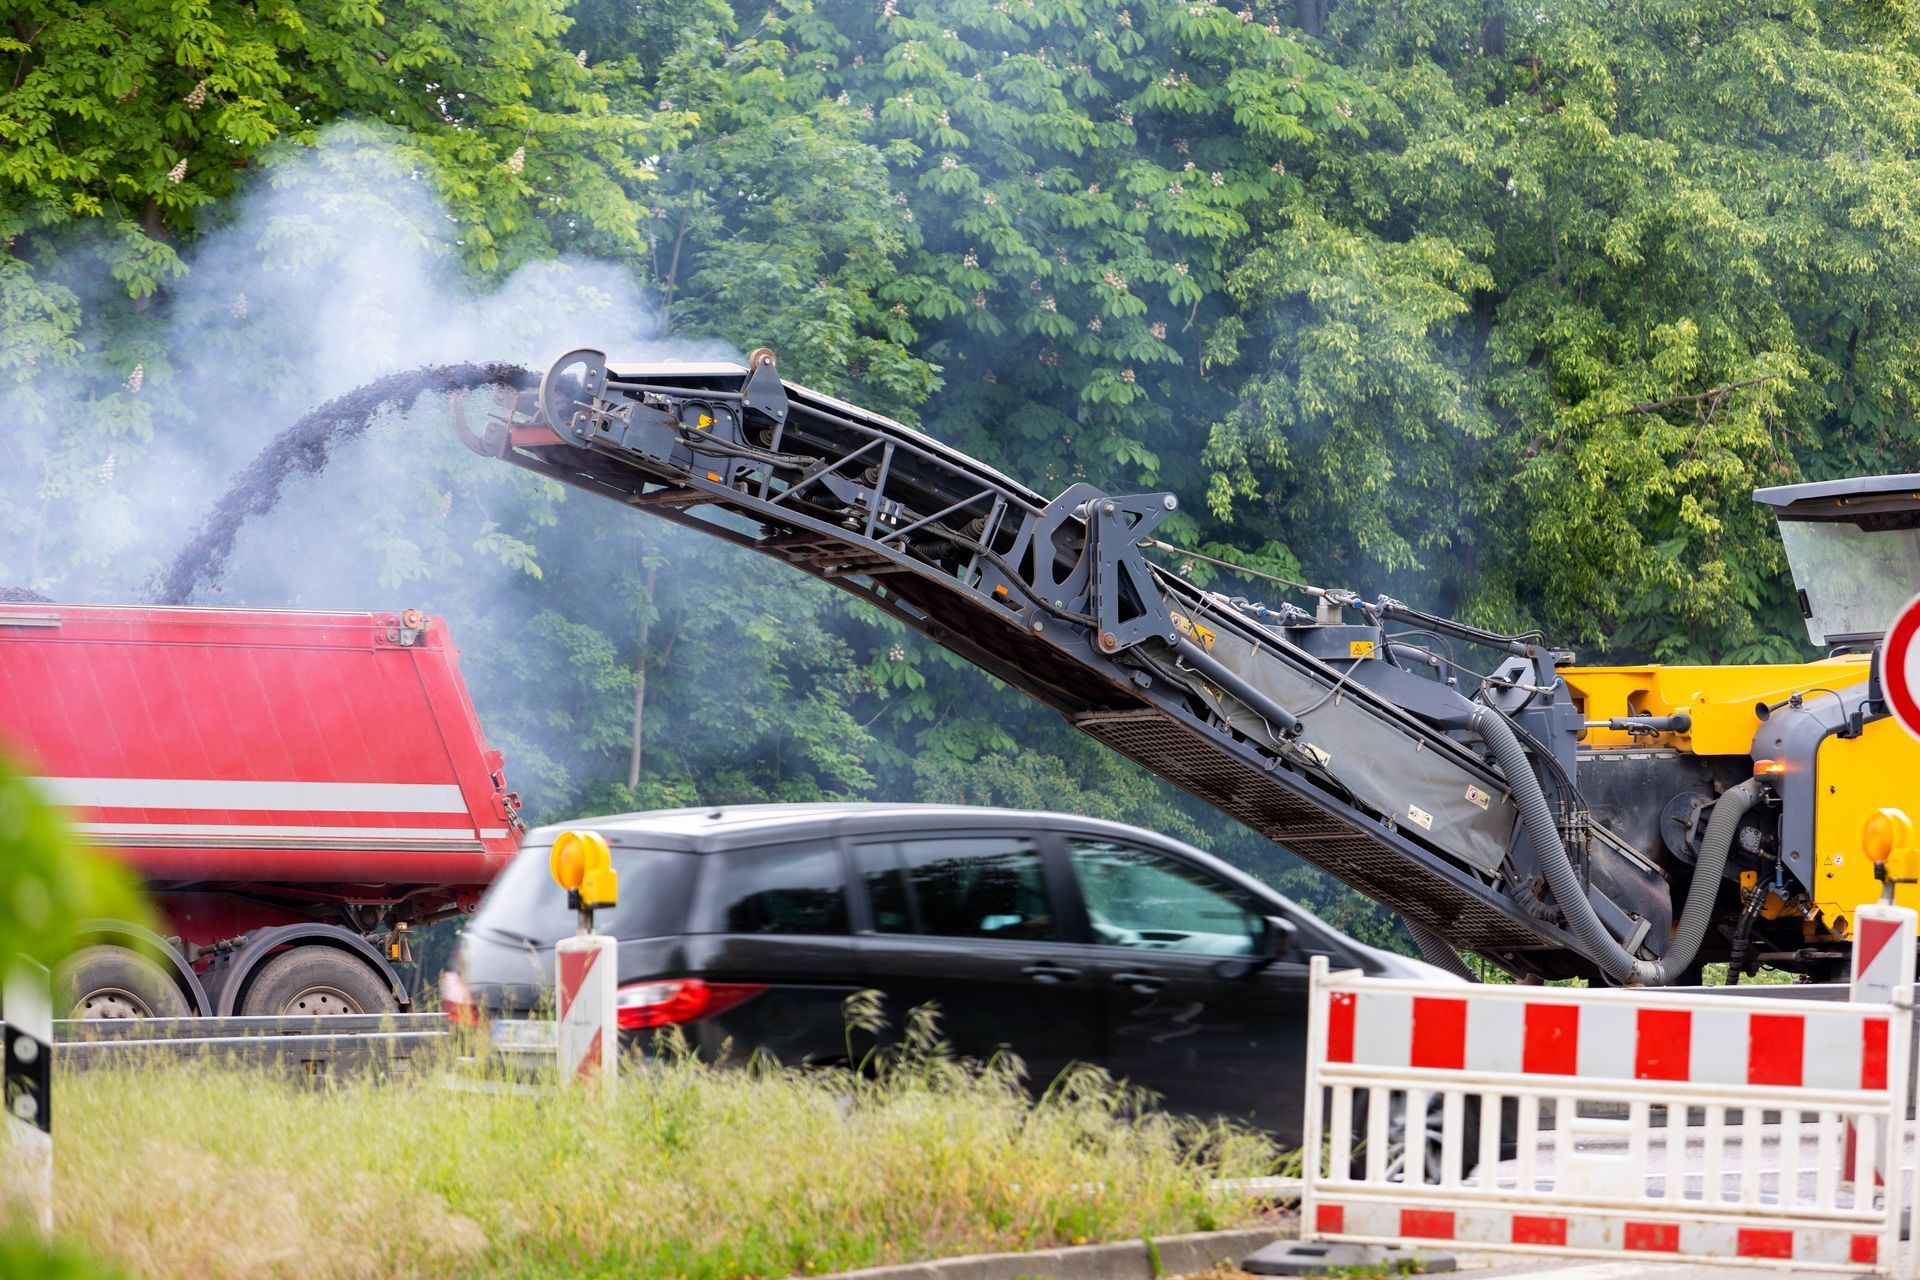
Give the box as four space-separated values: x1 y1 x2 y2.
1464 785 1491 811
1407 804 1435 831
1349 639 1376 659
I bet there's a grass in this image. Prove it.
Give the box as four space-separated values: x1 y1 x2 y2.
45 1015 1280 1280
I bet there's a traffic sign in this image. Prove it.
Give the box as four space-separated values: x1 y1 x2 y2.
1886 592 1920 741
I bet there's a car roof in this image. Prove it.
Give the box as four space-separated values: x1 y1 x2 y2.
527 802 1117 846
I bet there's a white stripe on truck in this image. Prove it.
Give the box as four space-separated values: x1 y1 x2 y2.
39 777 471 813
78 822 478 840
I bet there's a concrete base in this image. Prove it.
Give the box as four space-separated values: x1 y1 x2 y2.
816 1227 1285 1280
1241 1239 1456 1276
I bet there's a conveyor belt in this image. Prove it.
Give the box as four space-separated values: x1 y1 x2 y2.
461 348 1617 978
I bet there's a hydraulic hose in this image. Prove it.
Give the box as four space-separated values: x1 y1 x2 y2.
1473 704 1765 986
1472 704 1650 985
1406 920 1479 982
1662 777 1765 981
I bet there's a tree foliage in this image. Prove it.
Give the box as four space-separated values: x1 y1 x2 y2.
7 0 1920 950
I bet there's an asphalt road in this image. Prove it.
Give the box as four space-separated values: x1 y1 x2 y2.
1493 1117 1883 1206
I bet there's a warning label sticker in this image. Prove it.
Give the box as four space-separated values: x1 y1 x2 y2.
1464 785 1491 811
1406 804 1435 831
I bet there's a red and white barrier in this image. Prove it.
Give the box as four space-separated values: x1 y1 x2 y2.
555 934 616 1080
1301 955 1918 1275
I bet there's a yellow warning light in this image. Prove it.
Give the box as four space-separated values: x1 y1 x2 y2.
706 471 723 483
1755 759 1787 778
551 829 617 917
992 584 1010 599
1864 808 1914 864
550 829 606 891
579 836 617 909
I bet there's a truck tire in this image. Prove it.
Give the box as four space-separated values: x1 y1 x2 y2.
57 945 191 1020
238 947 398 1016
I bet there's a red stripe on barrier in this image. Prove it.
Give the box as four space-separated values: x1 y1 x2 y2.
558 946 598 1019
1327 992 1356 1064
1623 1222 1680 1253
1523 1003 1579 1075
1400 1209 1454 1240
1410 997 1467 1069
1747 1013 1805 1087
577 1027 603 1077
1852 1235 1880 1265
1315 1205 1344 1235
1511 1216 1567 1247
1857 915 1901 981
1736 1228 1794 1260
1864 1018 1890 1091
1635 1008 1691 1080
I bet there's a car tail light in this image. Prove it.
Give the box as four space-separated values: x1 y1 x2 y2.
616 978 766 1030
440 969 481 1026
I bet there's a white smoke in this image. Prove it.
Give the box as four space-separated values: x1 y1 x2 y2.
0 123 758 818
2 122 730 603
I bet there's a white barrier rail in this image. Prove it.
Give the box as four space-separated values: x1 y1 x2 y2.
1300 955 1918 1275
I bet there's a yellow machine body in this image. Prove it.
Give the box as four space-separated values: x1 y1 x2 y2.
1565 655 1920 937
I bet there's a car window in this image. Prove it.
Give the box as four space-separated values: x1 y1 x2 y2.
855 837 1058 941
693 843 849 935
471 843 696 943
855 841 914 934
1067 838 1259 956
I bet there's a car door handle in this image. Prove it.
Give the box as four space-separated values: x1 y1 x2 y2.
1022 962 1081 984
1111 971 1165 995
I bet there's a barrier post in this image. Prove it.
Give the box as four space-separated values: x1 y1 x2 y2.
549 830 618 1082
3 959 52 1235
1850 809 1920 1236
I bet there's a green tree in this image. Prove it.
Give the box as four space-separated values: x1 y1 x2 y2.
1207 0 1920 660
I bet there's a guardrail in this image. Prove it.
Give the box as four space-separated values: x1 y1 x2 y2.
0 1013 449 1073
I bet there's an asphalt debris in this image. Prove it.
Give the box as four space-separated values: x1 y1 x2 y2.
151 362 533 605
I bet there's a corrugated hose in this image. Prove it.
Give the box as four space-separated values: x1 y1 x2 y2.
1472 703 1762 985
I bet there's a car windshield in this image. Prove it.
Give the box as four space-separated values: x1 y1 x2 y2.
1776 515 1920 644
469 842 695 945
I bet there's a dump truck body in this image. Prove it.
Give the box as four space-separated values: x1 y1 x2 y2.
0 603 521 1015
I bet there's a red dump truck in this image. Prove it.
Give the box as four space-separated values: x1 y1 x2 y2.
0 602 522 1018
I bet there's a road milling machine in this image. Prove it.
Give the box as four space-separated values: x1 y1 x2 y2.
456 348 1920 983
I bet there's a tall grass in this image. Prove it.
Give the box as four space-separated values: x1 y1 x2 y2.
51 1017 1278 1280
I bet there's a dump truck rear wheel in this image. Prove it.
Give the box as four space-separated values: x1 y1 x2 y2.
239 947 397 1016
57 945 191 1020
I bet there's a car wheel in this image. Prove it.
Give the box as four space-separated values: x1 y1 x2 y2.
1346 1090 1487 1183
57 945 191 1020
238 948 397 1016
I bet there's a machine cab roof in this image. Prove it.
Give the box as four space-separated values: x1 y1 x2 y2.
1754 473 1920 647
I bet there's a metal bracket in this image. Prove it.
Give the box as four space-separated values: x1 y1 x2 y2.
1086 491 1179 653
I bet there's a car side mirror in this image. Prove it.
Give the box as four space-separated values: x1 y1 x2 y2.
1212 915 1296 980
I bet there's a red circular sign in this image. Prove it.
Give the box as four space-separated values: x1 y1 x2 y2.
1886 592 1920 742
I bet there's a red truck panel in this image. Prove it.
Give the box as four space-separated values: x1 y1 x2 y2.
0 604 521 888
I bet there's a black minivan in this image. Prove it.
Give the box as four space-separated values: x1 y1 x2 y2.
447 804 1459 1140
